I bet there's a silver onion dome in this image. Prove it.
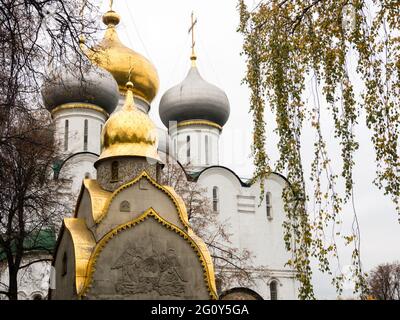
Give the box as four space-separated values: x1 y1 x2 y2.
159 66 230 128
41 62 119 115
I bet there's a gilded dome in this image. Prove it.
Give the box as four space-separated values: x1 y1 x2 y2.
86 10 159 104
96 82 161 165
159 66 230 128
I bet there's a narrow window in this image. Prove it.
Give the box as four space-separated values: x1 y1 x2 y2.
62 252 67 276
209 137 212 164
64 120 69 151
111 161 119 182
270 281 278 300
266 192 272 219
212 186 219 212
205 135 209 165
186 135 191 164
83 119 88 151
174 138 177 158
100 124 103 152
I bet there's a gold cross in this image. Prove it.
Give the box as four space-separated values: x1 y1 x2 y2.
188 12 198 61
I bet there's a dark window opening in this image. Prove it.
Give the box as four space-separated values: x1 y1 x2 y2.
62 252 67 276
213 186 219 212
186 135 191 164
270 281 278 300
64 120 69 151
83 119 88 151
266 192 272 219
32 294 43 300
111 161 119 182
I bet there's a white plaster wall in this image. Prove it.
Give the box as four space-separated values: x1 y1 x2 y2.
54 107 107 156
53 107 106 205
171 125 220 169
197 167 298 300
58 154 98 197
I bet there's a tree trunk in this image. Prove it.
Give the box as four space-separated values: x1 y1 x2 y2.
8 266 18 300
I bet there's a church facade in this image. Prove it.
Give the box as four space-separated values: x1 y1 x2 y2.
1 5 298 300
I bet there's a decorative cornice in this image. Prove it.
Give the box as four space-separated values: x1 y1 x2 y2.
81 208 218 300
177 120 222 131
51 103 110 118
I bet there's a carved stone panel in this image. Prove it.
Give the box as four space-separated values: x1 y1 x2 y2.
111 241 187 297
86 218 210 300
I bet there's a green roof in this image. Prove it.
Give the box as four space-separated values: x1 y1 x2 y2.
0 229 56 261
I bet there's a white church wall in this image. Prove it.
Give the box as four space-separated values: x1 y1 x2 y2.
196 167 298 299
54 107 107 156
171 125 220 169
58 154 98 197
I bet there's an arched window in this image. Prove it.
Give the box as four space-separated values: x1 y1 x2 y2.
270 280 278 300
212 186 219 212
266 192 272 220
186 135 191 164
205 135 209 165
83 119 88 151
32 294 43 300
64 120 69 151
111 161 119 182
120 200 130 212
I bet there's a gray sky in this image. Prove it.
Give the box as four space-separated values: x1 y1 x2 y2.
103 0 400 299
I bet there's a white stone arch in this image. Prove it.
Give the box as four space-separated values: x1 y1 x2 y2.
17 291 28 300
219 287 264 300
267 277 282 300
267 277 283 286
30 290 45 300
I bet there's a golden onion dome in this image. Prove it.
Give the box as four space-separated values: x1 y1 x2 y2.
86 9 159 104
96 81 161 164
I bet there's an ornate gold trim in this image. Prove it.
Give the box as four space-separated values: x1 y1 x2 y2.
80 208 218 300
177 120 222 131
94 171 190 228
51 103 109 118
64 218 96 296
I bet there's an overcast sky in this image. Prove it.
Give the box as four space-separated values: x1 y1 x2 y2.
102 0 400 299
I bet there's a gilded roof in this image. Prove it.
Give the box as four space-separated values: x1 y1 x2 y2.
64 218 96 296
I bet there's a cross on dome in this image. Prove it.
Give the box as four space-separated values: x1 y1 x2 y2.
188 12 198 66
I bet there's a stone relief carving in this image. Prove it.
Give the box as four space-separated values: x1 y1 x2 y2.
111 241 187 297
0 258 51 300
119 200 130 212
